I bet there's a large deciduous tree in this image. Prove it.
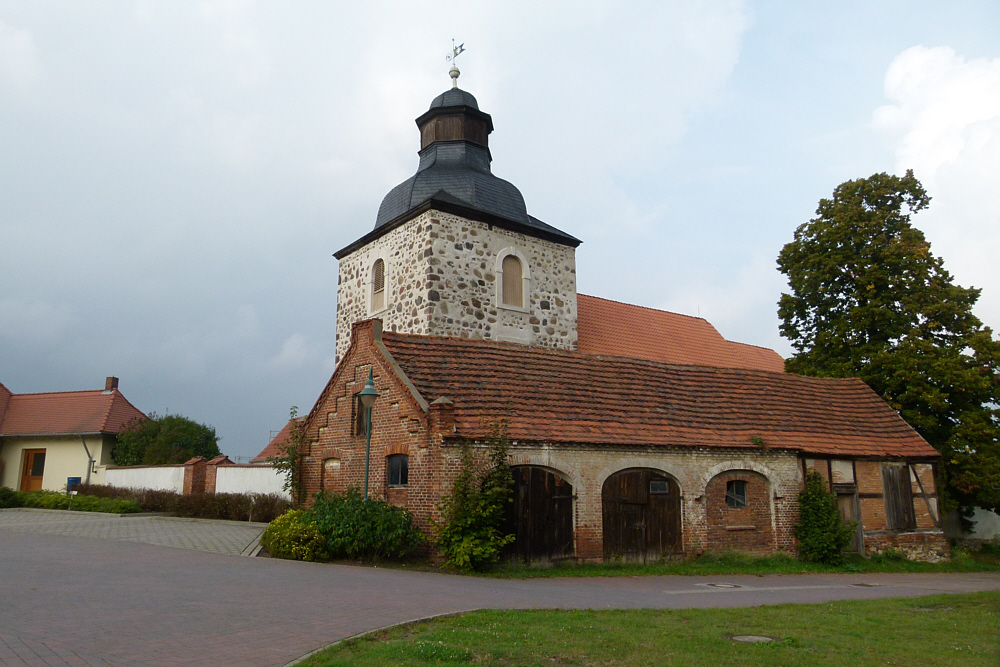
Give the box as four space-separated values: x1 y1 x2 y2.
777 170 1000 513
112 413 221 466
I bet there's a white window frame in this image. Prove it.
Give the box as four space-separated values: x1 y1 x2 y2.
495 246 531 313
367 254 390 315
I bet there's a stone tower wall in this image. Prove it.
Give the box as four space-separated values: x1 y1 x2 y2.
336 209 578 363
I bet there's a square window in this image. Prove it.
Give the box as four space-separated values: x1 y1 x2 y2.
726 480 747 508
649 479 670 494
387 454 408 487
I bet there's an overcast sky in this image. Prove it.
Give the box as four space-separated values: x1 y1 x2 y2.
2 1 999 460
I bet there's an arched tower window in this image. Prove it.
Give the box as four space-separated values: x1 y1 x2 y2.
501 255 523 307
496 247 530 311
370 259 385 312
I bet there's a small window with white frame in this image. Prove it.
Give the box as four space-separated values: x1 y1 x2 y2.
496 248 530 311
370 258 386 313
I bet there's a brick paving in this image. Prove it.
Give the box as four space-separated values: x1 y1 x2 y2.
0 509 267 556
1 511 998 667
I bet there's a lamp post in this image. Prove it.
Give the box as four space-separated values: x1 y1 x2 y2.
357 368 380 501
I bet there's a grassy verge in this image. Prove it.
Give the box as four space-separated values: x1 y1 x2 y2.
485 549 1000 578
298 592 999 667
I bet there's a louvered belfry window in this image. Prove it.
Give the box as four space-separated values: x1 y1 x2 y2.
501 254 523 307
371 259 385 312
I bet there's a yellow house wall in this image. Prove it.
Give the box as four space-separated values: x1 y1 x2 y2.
0 435 113 491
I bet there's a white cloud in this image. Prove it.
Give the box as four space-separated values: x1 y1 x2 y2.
0 20 41 87
874 46 1000 328
268 333 316 371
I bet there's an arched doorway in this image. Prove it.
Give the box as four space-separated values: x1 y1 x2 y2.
505 466 574 563
602 469 682 562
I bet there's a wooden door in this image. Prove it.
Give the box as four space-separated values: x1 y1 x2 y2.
506 467 574 563
882 464 916 530
603 469 681 562
836 491 863 553
20 449 46 492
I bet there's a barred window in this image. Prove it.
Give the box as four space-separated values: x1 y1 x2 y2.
726 480 747 508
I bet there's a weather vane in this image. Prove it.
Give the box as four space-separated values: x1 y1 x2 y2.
446 39 465 88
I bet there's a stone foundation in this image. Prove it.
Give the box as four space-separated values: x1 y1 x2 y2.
864 530 950 563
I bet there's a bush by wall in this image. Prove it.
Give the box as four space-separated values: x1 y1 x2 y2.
795 469 855 565
74 483 291 522
0 487 23 508
260 510 329 562
309 489 425 561
16 491 140 514
436 421 515 572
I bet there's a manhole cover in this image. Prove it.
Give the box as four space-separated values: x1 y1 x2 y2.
731 635 776 643
850 583 880 588
707 583 742 588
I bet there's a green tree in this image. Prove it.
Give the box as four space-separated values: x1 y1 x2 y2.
112 412 221 466
777 170 1000 512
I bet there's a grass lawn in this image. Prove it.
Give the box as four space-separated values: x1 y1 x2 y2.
485 548 1000 578
298 592 999 667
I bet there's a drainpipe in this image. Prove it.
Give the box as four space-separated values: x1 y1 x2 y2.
79 435 94 485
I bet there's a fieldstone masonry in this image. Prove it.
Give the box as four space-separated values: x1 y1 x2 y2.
336 210 578 363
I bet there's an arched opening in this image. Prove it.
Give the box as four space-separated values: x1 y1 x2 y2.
705 469 774 554
501 254 524 307
370 258 385 312
504 466 574 563
602 469 682 562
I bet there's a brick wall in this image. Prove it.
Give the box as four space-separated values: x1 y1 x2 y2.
705 470 775 554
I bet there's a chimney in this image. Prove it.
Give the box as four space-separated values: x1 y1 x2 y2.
105 376 119 391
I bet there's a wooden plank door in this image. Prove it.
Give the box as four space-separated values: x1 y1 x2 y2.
836 491 863 553
20 449 46 492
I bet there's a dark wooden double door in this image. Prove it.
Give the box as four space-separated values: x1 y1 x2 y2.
603 469 682 562
505 466 574 563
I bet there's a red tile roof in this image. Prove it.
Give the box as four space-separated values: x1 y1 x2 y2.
380 331 937 459
577 294 785 372
251 418 301 463
0 385 146 437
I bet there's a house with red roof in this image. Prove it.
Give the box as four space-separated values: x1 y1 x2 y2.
0 377 146 492
292 74 947 562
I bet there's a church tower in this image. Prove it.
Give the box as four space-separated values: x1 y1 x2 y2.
334 70 581 363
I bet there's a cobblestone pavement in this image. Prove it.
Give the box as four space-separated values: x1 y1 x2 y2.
1 514 998 667
0 509 267 556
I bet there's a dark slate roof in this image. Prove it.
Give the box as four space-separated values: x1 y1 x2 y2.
369 88 580 248
429 88 479 109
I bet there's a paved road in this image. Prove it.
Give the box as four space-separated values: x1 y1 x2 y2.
1 510 998 667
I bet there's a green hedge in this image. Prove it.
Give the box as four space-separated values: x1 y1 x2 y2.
13 491 141 514
261 490 426 563
74 483 291 522
311 489 425 560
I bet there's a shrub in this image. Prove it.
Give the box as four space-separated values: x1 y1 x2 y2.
795 469 855 565
17 491 141 514
436 420 515 572
310 489 424 561
72 484 291 522
0 486 22 508
261 510 329 562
